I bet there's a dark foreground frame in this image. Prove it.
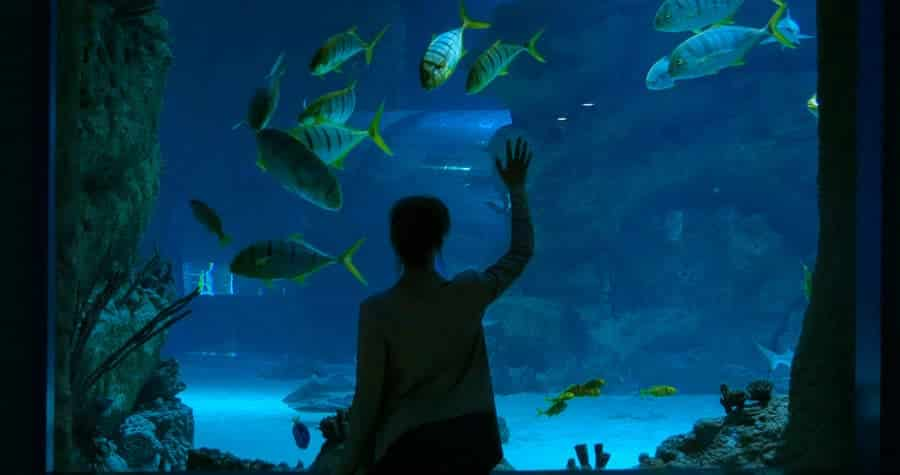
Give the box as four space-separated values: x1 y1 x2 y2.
12 0 894 473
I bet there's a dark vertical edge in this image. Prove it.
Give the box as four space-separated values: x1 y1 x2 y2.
855 0 885 472
36 0 53 473
45 0 57 472
881 0 898 470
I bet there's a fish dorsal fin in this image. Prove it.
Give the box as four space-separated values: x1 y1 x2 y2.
255 159 267 171
491 39 502 48
347 25 358 34
288 233 305 243
431 33 437 41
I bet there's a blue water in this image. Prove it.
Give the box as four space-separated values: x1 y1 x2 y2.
148 0 819 469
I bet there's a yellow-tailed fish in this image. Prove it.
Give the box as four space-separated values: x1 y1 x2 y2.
667 0 794 81
761 8 814 48
234 52 287 132
288 102 392 170
189 200 232 246
654 0 745 33
419 0 490 91
465 29 546 95
639 385 678 397
310 25 390 77
806 93 818 119
230 234 367 287
254 128 343 211
537 399 568 417
298 80 358 126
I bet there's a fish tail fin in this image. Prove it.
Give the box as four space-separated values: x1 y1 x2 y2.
460 0 491 30
365 24 391 65
754 342 778 371
526 29 546 63
367 101 393 156
219 234 233 246
767 0 796 48
339 238 368 286
232 121 246 130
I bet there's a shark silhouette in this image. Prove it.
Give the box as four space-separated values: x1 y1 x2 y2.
755 342 795 373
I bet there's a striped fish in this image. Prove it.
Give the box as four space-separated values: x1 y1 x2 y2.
653 0 745 33
234 52 287 132
465 30 546 95
298 80 357 126
310 25 390 77
645 56 676 90
254 128 343 211
419 0 490 91
288 102 392 170
229 234 368 287
667 0 794 80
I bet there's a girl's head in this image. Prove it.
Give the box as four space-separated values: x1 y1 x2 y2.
389 195 451 270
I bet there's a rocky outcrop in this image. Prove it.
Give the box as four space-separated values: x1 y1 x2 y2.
92 358 195 472
638 396 788 469
186 448 303 472
54 0 174 469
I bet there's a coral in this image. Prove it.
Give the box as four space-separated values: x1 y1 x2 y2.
719 384 748 415
566 442 610 471
639 396 788 469
746 380 774 407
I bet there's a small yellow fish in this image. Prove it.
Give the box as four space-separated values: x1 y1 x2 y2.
639 385 678 398
807 93 819 119
298 80 358 126
465 29 546 95
310 25 390 77
537 399 568 417
565 378 606 397
419 0 490 91
189 200 232 246
547 391 575 404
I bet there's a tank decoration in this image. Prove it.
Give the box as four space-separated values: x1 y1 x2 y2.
746 379 774 407
566 442 610 470
719 384 748 415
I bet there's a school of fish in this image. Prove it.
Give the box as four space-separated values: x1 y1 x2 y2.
188 0 552 289
646 0 817 118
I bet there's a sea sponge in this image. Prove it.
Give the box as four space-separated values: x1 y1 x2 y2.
746 380 774 406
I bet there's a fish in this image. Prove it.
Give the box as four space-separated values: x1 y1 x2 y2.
547 391 576 404
465 29 546 95
754 342 794 372
229 234 367 287
297 80 358 126
310 25 391 77
802 262 813 301
189 200 232 246
806 93 818 120
254 128 343 211
537 399 568 417
419 0 491 91
666 0 795 81
653 0 745 33
639 385 678 397
761 8 814 48
292 417 311 449
564 378 606 397
234 52 288 132
288 102 392 170
645 55 676 90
